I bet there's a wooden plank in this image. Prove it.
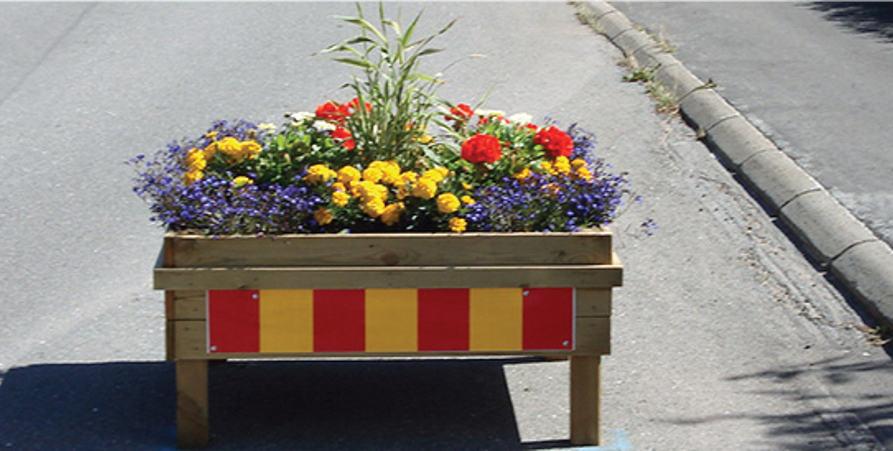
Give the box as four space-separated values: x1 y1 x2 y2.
575 288 612 317
574 317 611 355
164 229 613 268
173 320 605 360
175 321 209 359
165 319 176 361
172 291 205 320
569 355 601 445
176 359 209 449
155 265 623 291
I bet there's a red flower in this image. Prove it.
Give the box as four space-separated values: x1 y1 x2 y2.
446 103 474 121
346 97 371 115
315 101 350 124
332 127 355 150
461 134 502 164
534 126 574 158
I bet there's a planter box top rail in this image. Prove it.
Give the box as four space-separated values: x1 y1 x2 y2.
162 229 613 268
154 262 622 290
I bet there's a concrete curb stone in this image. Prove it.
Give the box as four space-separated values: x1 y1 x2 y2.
780 191 878 265
737 150 822 214
654 60 705 101
678 90 739 132
704 115 778 169
832 240 893 328
575 1 893 330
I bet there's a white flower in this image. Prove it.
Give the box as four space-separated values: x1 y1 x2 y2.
474 108 505 117
258 123 277 131
509 113 533 125
313 120 336 132
287 111 314 123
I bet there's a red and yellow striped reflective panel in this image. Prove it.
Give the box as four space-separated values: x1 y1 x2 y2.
206 288 574 354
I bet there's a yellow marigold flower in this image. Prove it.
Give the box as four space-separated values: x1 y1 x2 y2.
437 193 461 214
575 167 594 181
314 208 333 226
449 217 467 233
361 197 386 218
241 140 262 160
232 176 253 188
461 182 473 191
332 190 350 207
205 131 218 139
217 137 243 158
337 166 362 185
514 168 532 180
183 170 203 186
332 182 346 192
553 156 571 175
185 148 207 172
202 142 217 160
571 158 588 169
396 185 410 200
304 164 337 184
362 166 384 184
421 168 448 184
399 171 418 185
412 178 437 200
371 161 401 185
418 135 433 144
461 195 476 206
381 202 405 226
355 180 387 201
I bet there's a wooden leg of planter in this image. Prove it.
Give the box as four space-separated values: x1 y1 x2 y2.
569 355 601 445
176 359 209 449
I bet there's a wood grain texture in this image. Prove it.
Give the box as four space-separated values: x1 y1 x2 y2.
164 230 613 267
176 359 209 449
155 265 622 291
570 355 601 445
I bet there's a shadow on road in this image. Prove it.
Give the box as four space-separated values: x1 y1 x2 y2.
0 358 572 450
804 2 893 43
662 355 893 450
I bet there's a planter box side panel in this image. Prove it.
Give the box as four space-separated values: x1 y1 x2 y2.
164 230 614 268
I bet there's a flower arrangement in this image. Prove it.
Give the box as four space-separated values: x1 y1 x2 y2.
131 5 634 235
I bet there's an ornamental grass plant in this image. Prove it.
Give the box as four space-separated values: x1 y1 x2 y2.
131 5 635 235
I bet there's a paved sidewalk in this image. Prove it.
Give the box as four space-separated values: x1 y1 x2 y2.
0 3 890 449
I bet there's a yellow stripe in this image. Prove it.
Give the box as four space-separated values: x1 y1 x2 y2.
469 288 523 351
365 289 418 352
259 289 313 353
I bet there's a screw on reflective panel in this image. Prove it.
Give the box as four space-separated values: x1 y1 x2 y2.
252 294 259 299
563 341 570 347
210 345 217 352
523 291 530 296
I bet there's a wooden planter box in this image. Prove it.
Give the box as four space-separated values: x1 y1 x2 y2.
155 229 622 448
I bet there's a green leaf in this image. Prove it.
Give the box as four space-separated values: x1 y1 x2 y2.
333 57 376 69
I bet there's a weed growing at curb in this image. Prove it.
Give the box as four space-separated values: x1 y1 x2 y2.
619 57 679 116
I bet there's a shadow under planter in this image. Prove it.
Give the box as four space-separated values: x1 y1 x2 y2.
0 359 584 450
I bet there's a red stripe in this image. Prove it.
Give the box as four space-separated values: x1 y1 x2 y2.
417 288 470 351
523 288 574 351
207 290 260 353
313 289 365 352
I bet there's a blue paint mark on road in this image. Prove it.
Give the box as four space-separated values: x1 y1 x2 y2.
575 429 632 451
